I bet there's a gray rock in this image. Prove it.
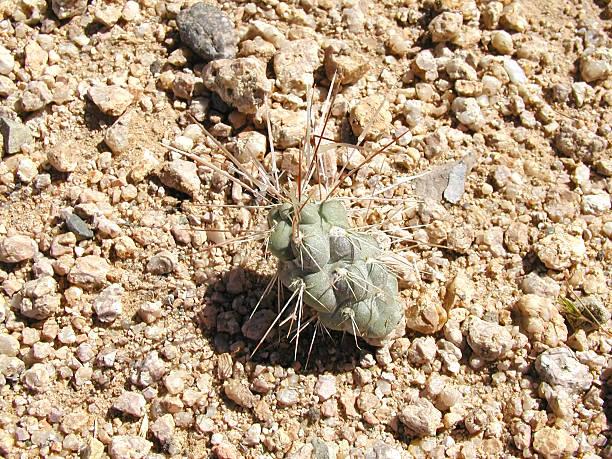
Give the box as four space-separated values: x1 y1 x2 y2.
444 161 468 204
520 272 560 297
311 438 335 459
159 159 201 197
0 234 38 263
535 347 593 394
66 213 94 240
93 283 124 323
0 117 34 156
177 2 237 61
52 0 87 19
399 398 441 437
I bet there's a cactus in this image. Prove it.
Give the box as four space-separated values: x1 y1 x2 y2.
172 82 410 351
267 199 402 340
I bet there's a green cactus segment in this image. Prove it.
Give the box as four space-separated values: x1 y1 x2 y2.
268 199 402 339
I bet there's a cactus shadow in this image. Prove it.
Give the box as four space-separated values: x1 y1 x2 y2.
195 266 370 375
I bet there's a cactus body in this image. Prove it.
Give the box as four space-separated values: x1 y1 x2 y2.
268 199 402 339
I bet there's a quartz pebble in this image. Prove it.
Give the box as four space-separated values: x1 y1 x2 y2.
146 250 177 275
277 388 299 407
151 414 175 446
535 346 592 394
113 391 146 417
159 159 201 197
19 276 60 320
554 124 607 164
349 94 391 140
580 47 612 82
105 114 131 154
515 294 567 348
429 12 463 43
68 255 110 288
534 228 586 270
88 85 133 117
399 398 441 437
0 234 37 263
451 97 484 130
0 334 19 356
274 39 320 95
109 435 152 459
0 45 15 75
533 427 579 458
466 317 513 361
224 379 257 409
315 374 337 401
92 283 124 322
52 0 87 19
47 143 78 172
581 192 611 215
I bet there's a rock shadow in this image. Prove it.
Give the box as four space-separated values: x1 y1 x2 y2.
195 265 369 375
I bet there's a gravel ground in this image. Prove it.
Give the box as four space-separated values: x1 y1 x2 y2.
0 0 611 458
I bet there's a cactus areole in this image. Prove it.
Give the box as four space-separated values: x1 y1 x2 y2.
267 199 402 339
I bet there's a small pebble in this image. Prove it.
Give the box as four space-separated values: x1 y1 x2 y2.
88 85 134 116
113 391 146 417
93 283 124 322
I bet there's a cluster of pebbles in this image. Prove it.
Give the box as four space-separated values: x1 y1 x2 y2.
0 0 611 457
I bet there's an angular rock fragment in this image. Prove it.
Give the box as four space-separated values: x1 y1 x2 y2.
273 39 320 95
202 57 272 114
52 0 87 19
349 94 391 140
0 234 37 263
0 118 34 156
68 255 110 288
88 85 133 117
159 159 201 197
93 283 124 323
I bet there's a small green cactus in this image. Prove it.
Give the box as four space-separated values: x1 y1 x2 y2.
268 199 402 340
